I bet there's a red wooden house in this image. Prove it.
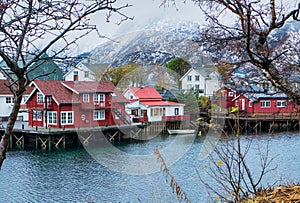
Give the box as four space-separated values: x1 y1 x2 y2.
232 93 298 115
214 86 237 108
26 80 129 128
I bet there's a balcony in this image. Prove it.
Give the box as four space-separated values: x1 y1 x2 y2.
81 101 111 110
132 117 148 123
162 115 190 121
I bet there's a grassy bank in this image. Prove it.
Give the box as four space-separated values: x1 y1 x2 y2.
245 185 300 203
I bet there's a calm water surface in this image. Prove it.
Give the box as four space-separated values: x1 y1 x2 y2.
0 133 299 202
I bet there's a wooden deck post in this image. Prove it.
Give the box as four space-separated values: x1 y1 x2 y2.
35 134 38 150
48 135 51 151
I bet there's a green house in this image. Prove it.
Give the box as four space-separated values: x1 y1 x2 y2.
0 54 63 81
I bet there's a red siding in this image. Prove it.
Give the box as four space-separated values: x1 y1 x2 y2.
27 90 127 129
236 95 298 114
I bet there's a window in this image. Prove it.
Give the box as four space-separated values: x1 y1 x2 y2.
228 92 234 97
6 97 12 103
249 101 253 107
260 100 271 108
277 100 287 107
187 75 192 81
174 108 179 115
93 93 104 103
235 100 238 106
61 112 73 125
151 108 162 116
73 71 78 81
47 111 57 124
195 75 200 81
187 84 193 89
195 84 200 90
84 71 89 78
23 96 28 103
83 94 89 103
33 110 42 121
94 110 105 120
37 92 44 103
46 96 52 105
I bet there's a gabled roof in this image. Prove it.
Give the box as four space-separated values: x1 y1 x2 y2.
0 80 12 95
0 54 63 81
129 86 162 100
62 81 115 94
63 62 109 78
29 80 79 105
0 79 33 95
179 66 216 81
27 80 123 105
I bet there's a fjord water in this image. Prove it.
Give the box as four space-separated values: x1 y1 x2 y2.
1 133 299 202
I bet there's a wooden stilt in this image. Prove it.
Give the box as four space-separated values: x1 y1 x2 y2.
55 135 65 149
80 134 93 146
63 134 66 149
39 136 48 150
48 135 51 151
35 134 38 150
9 134 13 149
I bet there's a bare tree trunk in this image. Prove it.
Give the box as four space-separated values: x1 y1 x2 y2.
0 92 23 169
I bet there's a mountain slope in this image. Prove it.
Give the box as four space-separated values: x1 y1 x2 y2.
89 20 209 67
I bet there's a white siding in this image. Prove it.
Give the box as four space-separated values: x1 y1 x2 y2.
64 63 96 81
0 95 29 121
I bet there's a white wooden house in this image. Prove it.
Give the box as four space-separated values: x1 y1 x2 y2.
64 62 108 81
123 86 188 123
0 80 32 121
180 67 221 96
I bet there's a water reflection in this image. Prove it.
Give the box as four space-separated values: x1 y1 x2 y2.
0 133 299 202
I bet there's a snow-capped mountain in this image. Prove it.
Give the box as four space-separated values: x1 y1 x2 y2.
89 20 210 67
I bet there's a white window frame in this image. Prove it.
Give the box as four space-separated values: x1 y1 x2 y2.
260 100 271 108
276 100 287 108
235 100 238 106
195 75 200 81
228 92 234 97
47 111 57 124
83 94 89 103
84 71 89 78
187 75 192 81
174 108 179 115
37 92 44 103
150 108 162 116
93 93 105 103
61 111 73 125
195 84 200 90
94 110 105 120
33 110 42 121
249 101 253 107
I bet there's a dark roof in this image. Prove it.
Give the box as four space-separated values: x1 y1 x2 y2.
29 80 122 105
32 80 78 104
62 81 115 93
157 89 177 100
0 54 63 81
0 79 33 95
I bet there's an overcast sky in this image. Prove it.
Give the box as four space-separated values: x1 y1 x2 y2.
73 0 298 54
74 0 204 54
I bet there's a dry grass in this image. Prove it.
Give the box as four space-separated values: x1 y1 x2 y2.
245 185 300 203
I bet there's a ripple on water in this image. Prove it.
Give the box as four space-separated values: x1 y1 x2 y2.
0 133 299 202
